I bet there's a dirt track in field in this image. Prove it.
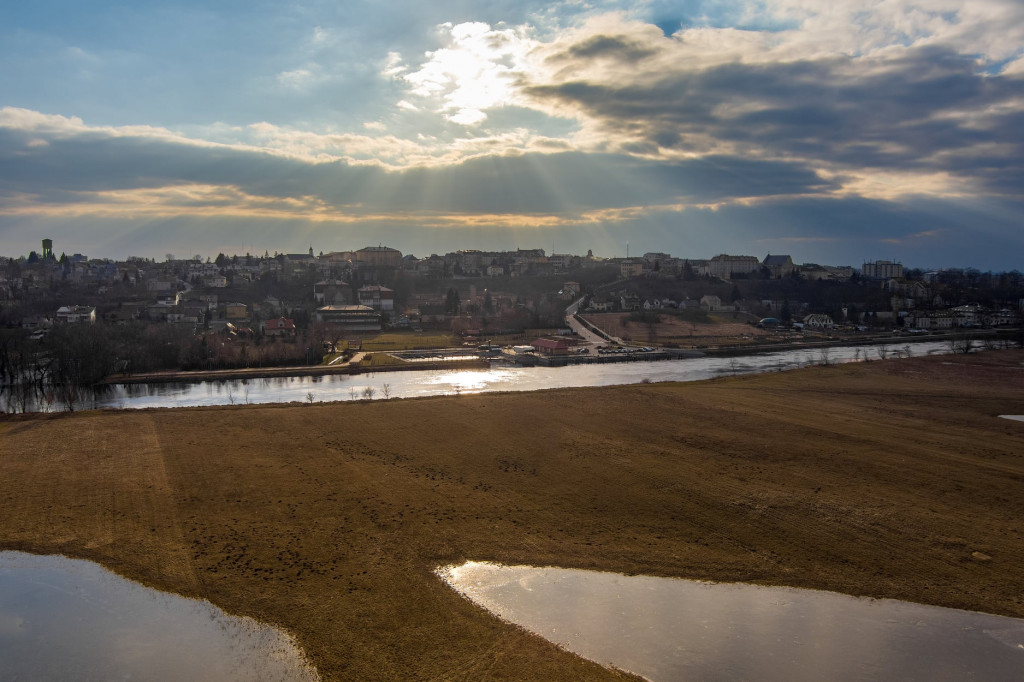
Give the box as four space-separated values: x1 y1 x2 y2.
2 351 1024 680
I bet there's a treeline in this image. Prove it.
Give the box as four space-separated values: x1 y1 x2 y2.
0 323 335 412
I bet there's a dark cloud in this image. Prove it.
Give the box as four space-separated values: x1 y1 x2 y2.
525 46 1024 195
0 125 834 213
552 35 658 63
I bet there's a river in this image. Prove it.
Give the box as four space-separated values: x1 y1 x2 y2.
21 340 959 412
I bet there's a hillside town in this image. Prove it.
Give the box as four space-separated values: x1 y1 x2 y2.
4 241 1022 331
1 239 1022 394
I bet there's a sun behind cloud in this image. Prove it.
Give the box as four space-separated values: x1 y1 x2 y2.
399 21 536 125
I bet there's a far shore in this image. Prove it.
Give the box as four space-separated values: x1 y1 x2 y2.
3 349 1023 679
102 355 490 384
99 327 1016 385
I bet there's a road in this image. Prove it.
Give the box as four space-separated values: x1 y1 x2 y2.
564 297 623 347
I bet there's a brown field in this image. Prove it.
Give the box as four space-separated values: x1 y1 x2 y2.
584 311 780 346
3 351 1024 680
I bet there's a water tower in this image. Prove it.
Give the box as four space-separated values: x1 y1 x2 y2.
41 238 53 260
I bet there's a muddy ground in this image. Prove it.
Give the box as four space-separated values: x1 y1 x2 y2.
2 351 1024 680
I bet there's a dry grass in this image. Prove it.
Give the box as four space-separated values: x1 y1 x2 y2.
2 350 1024 680
583 312 781 346
360 353 408 368
361 333 457 351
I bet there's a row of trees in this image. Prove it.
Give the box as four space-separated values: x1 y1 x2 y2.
0 322 344 412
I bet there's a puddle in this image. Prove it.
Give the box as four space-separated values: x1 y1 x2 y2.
998 415 1024 422
0 551 318 681
440 561 1024 682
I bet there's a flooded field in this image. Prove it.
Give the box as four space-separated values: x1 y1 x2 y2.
441 562 1024 682
3 350 1023 679
0 551 317 682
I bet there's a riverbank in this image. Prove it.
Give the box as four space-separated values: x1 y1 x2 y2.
103 354 490 385
2 350 1023 680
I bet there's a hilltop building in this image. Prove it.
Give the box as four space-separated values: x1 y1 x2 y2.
709 254 761 279
356 246 402 268
763 254 795 279
862 260 903 279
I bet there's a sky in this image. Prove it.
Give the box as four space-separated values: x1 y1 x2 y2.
1 0 1023 270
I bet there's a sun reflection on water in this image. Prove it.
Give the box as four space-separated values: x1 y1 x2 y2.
421 368 519 393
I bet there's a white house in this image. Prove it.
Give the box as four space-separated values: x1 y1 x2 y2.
700 295 723 311
55 305 97 324
357 285 395 312
803 313 836 329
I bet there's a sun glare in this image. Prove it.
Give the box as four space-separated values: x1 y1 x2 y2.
402 22 533 125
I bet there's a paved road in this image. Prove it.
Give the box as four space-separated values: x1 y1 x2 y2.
565 298 623 346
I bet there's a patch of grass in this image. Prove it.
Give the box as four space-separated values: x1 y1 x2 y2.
484 329 558 345
361 353 408 367
361 333 456 351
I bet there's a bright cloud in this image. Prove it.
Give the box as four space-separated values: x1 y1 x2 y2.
400 21 537 125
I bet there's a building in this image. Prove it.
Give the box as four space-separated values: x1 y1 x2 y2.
263 317 297 337
357 285 395 311
561 281 581 300
225 302 249 320
700 295 723 311
356 246 403 268
862 260 903 280
314 280 350 305
531 338 571 356
548 253 578 272
314 305 382 331
55 305 96 324
709 255 761 279
620 293 641 311
803 313 836 329
619 259 645 278
763 254 795 279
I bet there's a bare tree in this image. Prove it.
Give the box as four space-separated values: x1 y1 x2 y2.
306 391 315 404
949 332 974 355
362 386 375 400
381 383 391 400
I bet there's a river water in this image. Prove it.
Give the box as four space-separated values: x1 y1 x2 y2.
0 551 317 681
440 561 1024 682
5 340 965 412
84 340 956 410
